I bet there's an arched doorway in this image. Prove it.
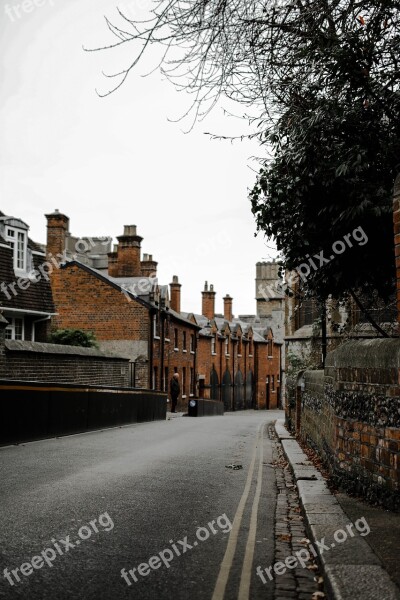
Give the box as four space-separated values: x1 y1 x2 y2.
222 369 232 411
245 370 254 409
234 370 244 410
210 368 219 400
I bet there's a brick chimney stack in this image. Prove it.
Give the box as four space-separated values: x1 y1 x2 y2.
394 174 400 323
107 244 119 277
202 281 216 320
170 275 181 313
116 225 143 277
45 209 69 258
141 254 158 278
223 294 233 322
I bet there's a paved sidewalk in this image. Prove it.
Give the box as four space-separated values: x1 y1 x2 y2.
268 424 324 600
166 411 186 419
275 419 400 600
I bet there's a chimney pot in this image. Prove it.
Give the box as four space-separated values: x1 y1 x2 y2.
123 225 137 236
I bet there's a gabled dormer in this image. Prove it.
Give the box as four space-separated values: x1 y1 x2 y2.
0 216 30 274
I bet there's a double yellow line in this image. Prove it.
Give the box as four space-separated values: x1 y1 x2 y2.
212 422 266 600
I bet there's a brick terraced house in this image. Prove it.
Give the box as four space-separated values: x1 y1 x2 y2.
0 209 281 412
45 211 200 406
184 282 282 410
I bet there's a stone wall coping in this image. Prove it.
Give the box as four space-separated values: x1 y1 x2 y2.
5 340 129 361
304 370 324 382
325 338 400 369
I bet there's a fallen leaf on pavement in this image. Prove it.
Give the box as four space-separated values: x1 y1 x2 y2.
277 534 292 542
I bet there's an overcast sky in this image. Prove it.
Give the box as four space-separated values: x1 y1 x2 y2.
0 0 278 316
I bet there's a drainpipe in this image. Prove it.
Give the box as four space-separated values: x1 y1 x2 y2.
219 336 223 403
149 311 154 389
194 329 198 397
32 315 51 342
232 338 235 411
244 340 247 407
160 309 165 392
254 343 258 410
321 301 327 368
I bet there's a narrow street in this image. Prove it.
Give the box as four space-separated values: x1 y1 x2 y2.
1 411 284 600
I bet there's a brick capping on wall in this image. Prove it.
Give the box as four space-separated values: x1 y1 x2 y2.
2 338 131 388
5 340 128 359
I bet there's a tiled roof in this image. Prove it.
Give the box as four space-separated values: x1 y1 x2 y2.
0 239 55 314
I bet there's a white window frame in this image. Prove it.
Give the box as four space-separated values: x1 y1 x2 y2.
182 331 187 352
225 337 230 356
5 227 27 272
5 317 25 341
190 333 195 354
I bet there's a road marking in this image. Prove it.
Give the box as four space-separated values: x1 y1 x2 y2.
211 422 265 600
238 424 265 600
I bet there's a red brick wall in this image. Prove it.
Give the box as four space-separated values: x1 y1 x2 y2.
196 329 281 410
336 419 399 494
151 315 198 412
49 264 151 387
197 336 212 398
51 264 150 341
255 334 281 410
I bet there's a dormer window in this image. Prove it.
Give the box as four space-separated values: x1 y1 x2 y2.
5 317 24 340
5 226 27 272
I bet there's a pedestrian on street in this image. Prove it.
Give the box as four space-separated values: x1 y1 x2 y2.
170 372 180 413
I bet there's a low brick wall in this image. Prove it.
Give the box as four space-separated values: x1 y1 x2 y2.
3 340 130 387
0 380 167 445
296 339 400 511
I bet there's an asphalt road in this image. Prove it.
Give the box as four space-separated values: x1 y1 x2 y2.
0 410 283 600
